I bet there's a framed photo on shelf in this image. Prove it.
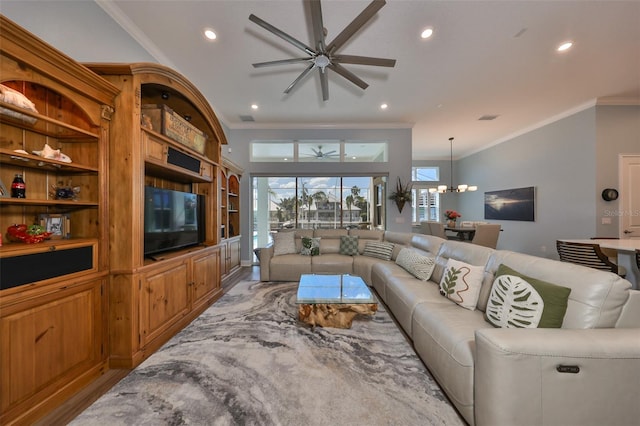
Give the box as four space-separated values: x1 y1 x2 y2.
0 178 8 198
39 213 71 239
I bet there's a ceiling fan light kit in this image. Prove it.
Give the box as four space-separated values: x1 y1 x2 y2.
249 0 396 101
429 138 478 194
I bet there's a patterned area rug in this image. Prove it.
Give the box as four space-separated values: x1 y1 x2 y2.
71 281 464 425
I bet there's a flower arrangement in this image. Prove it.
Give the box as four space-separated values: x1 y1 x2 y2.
388 177 412 213
444 210 462 220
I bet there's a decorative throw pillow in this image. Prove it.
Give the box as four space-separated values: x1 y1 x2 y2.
339 235 359 256
273 231 296 256
395 248 436 281
362 241 395 261
485 264 571 328
439 258 485 310
301 237 321 256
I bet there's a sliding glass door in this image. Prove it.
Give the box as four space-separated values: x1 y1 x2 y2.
252 176 383 262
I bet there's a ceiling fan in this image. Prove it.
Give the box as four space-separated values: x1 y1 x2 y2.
249 0 396 101
304 145 340 159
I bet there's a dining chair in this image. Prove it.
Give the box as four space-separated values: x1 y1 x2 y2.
556 240 626 277
428 221 448 239
419 221 432 235
590 237 620 265
471 224 501 248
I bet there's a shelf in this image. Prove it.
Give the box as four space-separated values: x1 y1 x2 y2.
0 237 97 258
0 101 99 140
0 149 99 173
0 198 98 207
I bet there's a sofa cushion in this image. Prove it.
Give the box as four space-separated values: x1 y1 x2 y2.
432 240 494 286
384 275 448 337
315 229 347 254
311 254 354 274
395 248 436 281
383 231 413 260
349 229 384 253
273 231 296 256
485 264 571 328
439 258 484 310
362 241 395 261
411 301 492 422
301 237 320 256
484 250 631 328
339 235 359 256
269 253 312 281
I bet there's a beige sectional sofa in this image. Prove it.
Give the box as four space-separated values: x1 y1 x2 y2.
259 229 640 426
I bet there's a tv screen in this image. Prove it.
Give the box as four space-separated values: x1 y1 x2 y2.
144 186 204 256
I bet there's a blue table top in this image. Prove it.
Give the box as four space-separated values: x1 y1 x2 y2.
296 274 376 304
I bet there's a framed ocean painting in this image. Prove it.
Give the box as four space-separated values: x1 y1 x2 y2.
484 187 535 221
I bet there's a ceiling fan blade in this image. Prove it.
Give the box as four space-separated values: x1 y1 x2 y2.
332 54 396 67
249 14 315 56
284 63 316 94
309 0 326 52
326 0 386 53
319 69 329 101
328 63 368 90
253 57 311 68
323 150 337 155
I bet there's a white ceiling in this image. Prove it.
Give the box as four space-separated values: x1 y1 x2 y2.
96 0 640 159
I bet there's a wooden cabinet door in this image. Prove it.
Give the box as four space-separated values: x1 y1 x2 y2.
191 248 220 309
229 238 241 271
144 132 167 163
139 260 190 346
200 162 213 180
0 278 105 419
218 241 229 276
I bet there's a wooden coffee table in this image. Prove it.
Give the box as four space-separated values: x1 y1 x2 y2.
296 274 378 328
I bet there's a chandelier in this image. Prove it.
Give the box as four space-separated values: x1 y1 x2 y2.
429 137 478 194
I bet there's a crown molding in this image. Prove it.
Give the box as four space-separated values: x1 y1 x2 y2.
596 96 640 106
226 121 414 130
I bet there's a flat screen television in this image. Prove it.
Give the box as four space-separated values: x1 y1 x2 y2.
144 186 205 256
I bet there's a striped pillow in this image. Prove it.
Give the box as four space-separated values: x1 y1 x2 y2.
362 241 395 261
395 248 436 281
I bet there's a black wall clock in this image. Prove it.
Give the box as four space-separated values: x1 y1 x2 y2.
601 188 619 201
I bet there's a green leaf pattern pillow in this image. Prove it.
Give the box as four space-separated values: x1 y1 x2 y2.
301 237 321 256
485 264 571 328
439 258 484 310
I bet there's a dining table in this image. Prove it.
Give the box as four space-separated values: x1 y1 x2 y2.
444 226 476 241
557 238 640 289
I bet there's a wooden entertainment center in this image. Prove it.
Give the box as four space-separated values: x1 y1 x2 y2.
0 17 241 424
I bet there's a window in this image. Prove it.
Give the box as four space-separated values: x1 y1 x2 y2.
252 176 384 262
411 186 440 223
412 166 439 181
410 166 440 223
251 140 388 163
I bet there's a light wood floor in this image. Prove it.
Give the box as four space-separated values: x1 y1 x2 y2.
36 266 258 426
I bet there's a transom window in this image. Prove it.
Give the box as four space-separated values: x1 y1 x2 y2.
251 140 388 162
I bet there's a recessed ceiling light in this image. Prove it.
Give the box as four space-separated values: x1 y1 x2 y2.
251 104 259 110
380 103 388 110
203 28 217 40
420 28 433 39
557 41 573 52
